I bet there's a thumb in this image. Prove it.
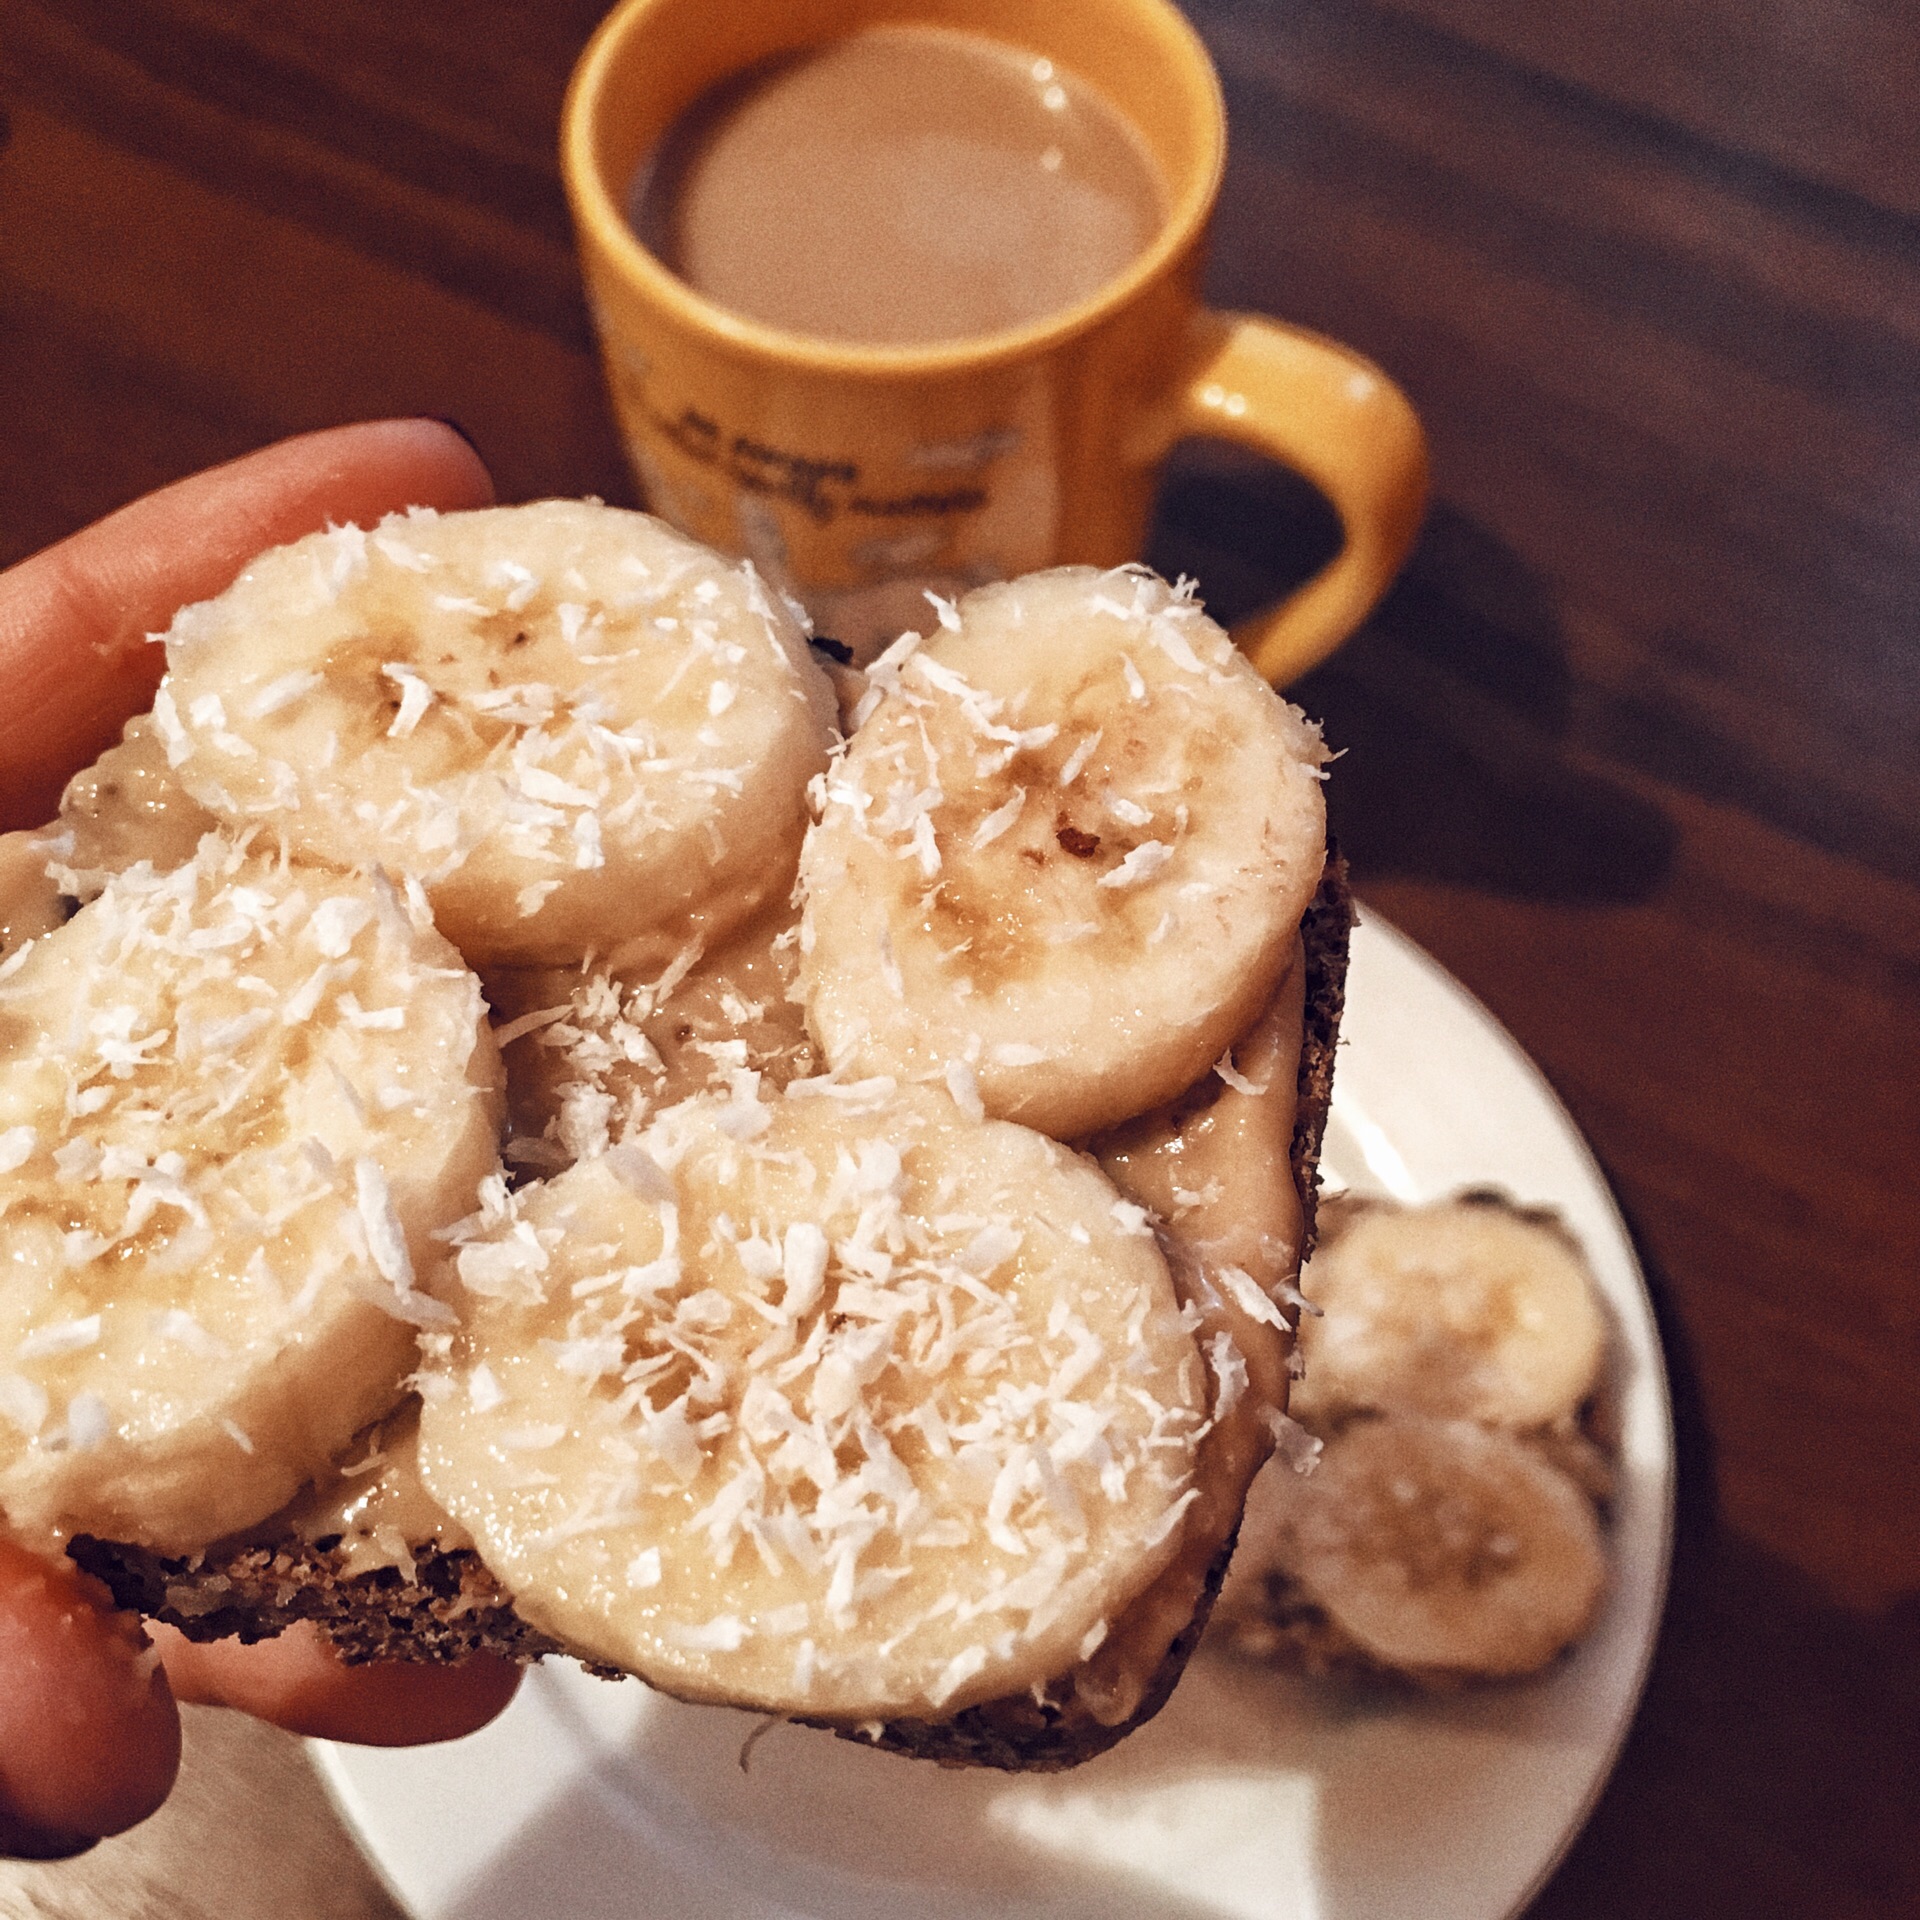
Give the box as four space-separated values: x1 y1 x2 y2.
0 1540 181 1858
0 418 494 829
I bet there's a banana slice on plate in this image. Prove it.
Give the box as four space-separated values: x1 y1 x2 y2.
1219 1414 1608 1680
154 502 837 966
798 567 1328 1139
0 834 503 1553
485 894 817 1172
415 1084 1208 1721
1291 1196 1607 1430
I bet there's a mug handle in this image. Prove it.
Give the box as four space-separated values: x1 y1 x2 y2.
1154 310 1429 685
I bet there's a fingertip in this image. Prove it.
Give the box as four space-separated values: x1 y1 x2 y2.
337 416 496 515
0 1542 180 1853
420 417 494 493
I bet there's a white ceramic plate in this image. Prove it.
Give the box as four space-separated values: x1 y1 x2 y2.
314 909 1674 1920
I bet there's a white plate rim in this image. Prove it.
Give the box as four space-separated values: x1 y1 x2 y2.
1336 910 1676 1916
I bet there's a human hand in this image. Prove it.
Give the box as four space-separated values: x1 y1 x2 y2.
0 420 523 1858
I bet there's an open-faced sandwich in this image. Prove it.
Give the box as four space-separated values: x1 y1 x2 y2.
0 503 1348 1769
1208 1192 1616 1688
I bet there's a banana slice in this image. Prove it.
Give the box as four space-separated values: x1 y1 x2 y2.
154 502 837 965
416 1084 1208 1721
2 713 218 963
0 834 503 1553
0 833 63 964
485 894 817 1172
1218 1415 1607 1679
37 714 219 904
1291 1196 1606 1430
798 567 1328 1139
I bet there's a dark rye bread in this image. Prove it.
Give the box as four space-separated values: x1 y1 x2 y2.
72 853 1354 1769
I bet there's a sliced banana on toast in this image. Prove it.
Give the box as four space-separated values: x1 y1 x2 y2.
1291 1194 1606 1430
1213 1193 1614 1685
1216 1414 1607 1680
0 834 503 1552
10 526 1344 1769
799 568 1328 1139
415 1084 1208 1721
155 502 837 965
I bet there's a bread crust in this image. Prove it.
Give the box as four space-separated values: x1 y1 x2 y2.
71 853 1353 1770
68 1535 572 1666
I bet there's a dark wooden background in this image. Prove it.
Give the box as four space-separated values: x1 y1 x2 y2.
3 2 1916 1914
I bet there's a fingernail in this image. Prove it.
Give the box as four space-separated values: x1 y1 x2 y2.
424 416 485 461
0 1807 101 1861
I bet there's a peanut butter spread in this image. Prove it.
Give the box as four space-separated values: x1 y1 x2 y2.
484 892 817 1173
269 1399 472 1580
1078 953 1309 1723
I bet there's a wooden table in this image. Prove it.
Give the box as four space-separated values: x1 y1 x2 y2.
2 2 1915 1913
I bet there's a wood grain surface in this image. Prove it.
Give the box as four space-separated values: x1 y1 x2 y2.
2 1 1916 1915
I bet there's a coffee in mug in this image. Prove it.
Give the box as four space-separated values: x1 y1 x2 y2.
629 26 1168 348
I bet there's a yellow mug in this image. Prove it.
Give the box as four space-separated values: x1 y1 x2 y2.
562 0 1428 677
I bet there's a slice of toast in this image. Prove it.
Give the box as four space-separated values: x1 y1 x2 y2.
72 855 1352 1770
